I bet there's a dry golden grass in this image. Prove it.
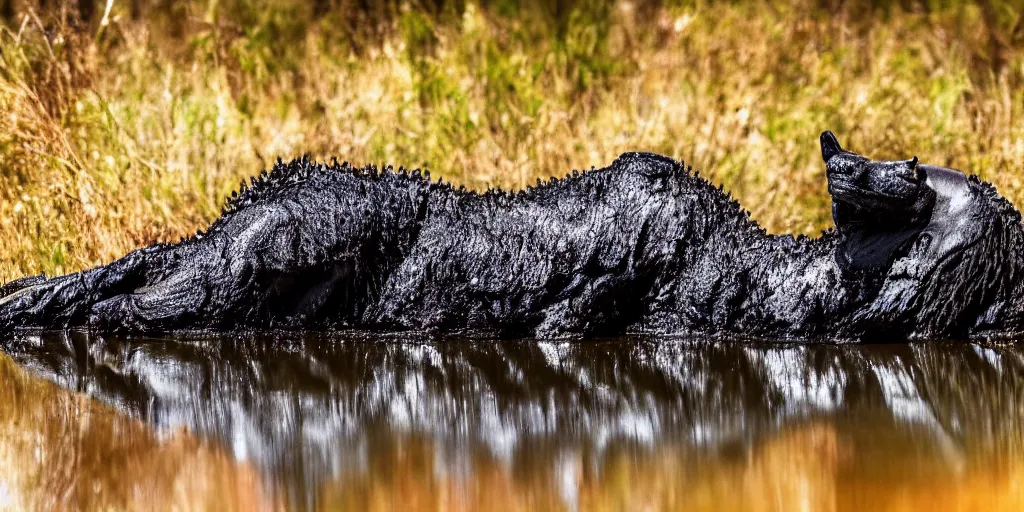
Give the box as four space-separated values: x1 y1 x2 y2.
0 1 1023 281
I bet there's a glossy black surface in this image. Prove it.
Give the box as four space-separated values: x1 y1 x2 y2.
3 333 1023 508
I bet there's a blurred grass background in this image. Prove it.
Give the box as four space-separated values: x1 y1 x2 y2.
0 0 1023 281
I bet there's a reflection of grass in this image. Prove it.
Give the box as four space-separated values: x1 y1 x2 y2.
0 353 273 510
1 347 1022 510
0 1 1023 280
318 423 1024 512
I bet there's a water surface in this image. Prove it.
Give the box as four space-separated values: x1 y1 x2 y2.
1 332 1022 510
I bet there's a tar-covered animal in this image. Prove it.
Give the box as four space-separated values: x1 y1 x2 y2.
2 132 1022 341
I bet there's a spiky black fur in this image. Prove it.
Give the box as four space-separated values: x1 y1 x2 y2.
2 133 1023 340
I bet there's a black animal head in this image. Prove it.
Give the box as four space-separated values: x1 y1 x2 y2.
820 131 937 274
821 131 933 219
822 131 1024 336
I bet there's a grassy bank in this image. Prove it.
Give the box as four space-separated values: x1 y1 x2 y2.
1 0 1023 281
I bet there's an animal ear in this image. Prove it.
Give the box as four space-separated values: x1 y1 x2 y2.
820 131 843 162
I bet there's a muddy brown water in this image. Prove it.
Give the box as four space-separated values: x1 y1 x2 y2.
0 332 1022 511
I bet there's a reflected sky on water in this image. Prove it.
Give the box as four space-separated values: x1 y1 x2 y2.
2 332 1023 510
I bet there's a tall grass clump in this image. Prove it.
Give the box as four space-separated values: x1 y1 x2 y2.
0 0 1023 281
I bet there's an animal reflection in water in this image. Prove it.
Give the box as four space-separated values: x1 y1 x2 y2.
4 333 1023 499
